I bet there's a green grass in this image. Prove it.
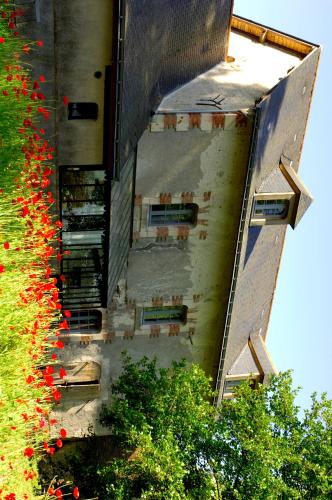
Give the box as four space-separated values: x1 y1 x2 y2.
0 4 71 499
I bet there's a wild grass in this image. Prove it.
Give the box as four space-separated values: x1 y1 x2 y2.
0 4 74 499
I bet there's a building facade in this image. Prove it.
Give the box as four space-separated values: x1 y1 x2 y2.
20 1 319 436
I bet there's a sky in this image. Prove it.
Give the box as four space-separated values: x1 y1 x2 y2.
234 0 331 410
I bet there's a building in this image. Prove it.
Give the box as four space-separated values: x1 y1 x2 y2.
20 1 319 436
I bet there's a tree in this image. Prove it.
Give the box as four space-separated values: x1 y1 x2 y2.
55 355 332 499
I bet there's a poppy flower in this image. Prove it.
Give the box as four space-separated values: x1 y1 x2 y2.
2 90 8 96
64 310 71 318
3 242 9 250
55 489 63 499
44 365 54 375
0 37 5 43
36 40 43 46
59 367 67 379
0 265 5 273
39 75 45 82
52 390 62 401
59 428 67 439
48 488 55 495
23 447 34 458
63 95 69 105
56 439 63 448
73 487 80 499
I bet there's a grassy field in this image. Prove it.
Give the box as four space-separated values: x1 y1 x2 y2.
0 4 78 499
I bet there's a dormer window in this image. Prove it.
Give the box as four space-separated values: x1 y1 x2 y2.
250 162 313 229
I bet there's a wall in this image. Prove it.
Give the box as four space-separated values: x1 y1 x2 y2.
109 113 253 378
55 0 113 166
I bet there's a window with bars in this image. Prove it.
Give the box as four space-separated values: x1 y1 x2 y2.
149 204 198 226
141 306 187 325
60 166 106 308
254 199 289 219
66 310 102 334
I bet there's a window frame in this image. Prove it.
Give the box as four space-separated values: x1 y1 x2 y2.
141 305 188 326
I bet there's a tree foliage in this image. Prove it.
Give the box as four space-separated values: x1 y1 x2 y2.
61 355 332 499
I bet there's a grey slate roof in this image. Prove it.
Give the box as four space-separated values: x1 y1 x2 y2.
216 44 321 403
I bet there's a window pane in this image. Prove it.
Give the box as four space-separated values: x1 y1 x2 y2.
254 199 289 219
149 204 197 226
62 169 105 186
142 306 187 324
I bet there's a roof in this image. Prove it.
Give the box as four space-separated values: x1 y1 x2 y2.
215 43 321 403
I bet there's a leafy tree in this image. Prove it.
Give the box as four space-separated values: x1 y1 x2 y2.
46 355 332 499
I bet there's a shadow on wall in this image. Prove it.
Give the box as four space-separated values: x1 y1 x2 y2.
244 226 262 267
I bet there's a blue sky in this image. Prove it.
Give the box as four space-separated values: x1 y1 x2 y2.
234 0 331 409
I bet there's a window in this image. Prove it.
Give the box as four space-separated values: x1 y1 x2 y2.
66 310 102 334
149 204 197 226
253 199 289 219
60 166 106 308
68 102 98 120
224 378 258 395
141 306 187 325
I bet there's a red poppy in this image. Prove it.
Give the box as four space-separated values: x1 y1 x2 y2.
56 439 63 448
52 390 61 401
39 75 45 82
55 489 63 499
44 365 54 375
64 310 71 318
73 486 80 499
0 265 5 273
48 488 55 495
5 494 16 500
0 37 5 43
2 90 8 96
36 40 43 47
59 320 69 330
59 367 67 379
3 242 9 250
63 95 69 105
59 428 67 439
23 447 34 458
25 375 34 384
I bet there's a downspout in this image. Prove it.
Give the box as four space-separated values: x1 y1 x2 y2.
213 107 261 405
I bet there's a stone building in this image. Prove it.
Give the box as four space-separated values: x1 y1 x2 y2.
20 1 319 436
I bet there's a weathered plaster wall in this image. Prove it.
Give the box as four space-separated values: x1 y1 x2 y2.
109 115 253 377
55 0 113 166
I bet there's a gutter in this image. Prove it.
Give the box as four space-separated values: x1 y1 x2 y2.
213 106 261 405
